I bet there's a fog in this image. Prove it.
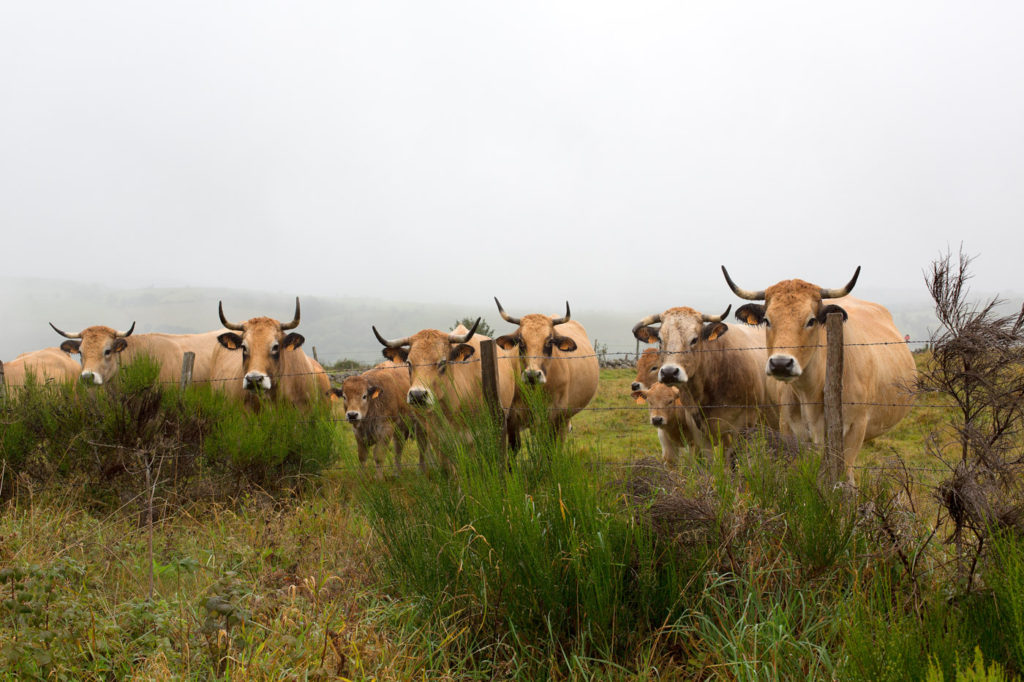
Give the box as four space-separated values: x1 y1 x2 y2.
2 2 1022 324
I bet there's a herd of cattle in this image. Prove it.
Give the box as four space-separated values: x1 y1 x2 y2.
2 268 916 481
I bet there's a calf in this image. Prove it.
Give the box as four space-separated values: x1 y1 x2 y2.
632 383 705 465
631 347 662 394
329 363 421 478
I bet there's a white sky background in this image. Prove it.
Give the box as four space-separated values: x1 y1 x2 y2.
2 1 1023 314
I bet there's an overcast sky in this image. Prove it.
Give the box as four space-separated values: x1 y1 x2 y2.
2 1 1022 314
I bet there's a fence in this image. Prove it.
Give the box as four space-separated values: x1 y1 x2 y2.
2 325 943 486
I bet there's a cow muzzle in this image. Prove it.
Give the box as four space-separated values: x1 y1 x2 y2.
80 370 102 386
766 354 801 380
631 381 645 392
522 369 546 385
346 411 362 422
243 372 272 391
650 415 665 427
407 388 434 407
658 364 688 385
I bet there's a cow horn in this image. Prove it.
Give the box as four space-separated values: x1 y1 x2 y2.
551 301 571 326
820 266 861 299
449 317 480 344
702 305 732 323
116 322 136 338
218 301 245 331
494 297 521 325
372 326 412 348
631 313 662 337
721 266 765 301
49 322 81 340
280 297 301 330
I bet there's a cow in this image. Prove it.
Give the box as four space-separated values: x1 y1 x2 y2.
631 347 662 394
631 304 780 456
328 362 421 478
372 319 516 468
210 297 329 408
492 299 599 448
47 322 204 386
630 382 706 465
2 347 80 388
721 265 916 482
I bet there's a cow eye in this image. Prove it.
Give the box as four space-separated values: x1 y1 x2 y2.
805 318 816 328
362 393 367 399
650 366 659 373
764 318 772 328
104 349 111 356
690 337 698 346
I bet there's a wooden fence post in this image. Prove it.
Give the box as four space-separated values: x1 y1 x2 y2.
312 346 319 363
822 312 845 485
0 360 5 399
179 352 195 391
479 339 507 463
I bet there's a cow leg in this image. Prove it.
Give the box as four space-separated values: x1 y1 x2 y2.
658 429 682 467
372 441 387 480
842 418 868 485
355 436 370 472
392 429 406 475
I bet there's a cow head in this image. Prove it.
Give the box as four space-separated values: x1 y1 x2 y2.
631 305 730 387
631 347 662 393
631 383 685 427
372 319 479 407
49 321 136 385
722 265 859 382
493 299 576 385
328 375 381 422
216 298 304 393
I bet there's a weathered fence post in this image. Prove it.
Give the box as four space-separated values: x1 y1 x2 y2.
179 352 195 391
0 360 6 399
822 312 845 485
312 346 319 363
479 339 508 464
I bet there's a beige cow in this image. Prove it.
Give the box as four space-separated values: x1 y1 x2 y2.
722 265 916 481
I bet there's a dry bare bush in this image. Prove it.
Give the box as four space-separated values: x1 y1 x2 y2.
921 247 1024 584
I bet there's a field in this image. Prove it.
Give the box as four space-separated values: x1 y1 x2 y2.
0 357 1022 681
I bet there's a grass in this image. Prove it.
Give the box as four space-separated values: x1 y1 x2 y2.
0 364 1021 680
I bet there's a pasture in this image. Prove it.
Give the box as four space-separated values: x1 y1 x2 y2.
1 349 1021 681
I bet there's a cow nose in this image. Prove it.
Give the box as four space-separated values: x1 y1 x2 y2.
523 369 544 384
651 416 665 426
408 388 429 406
768 355 796 375
659 366 681 383
346 411 360 422
80 371 101 386
631 382 642 391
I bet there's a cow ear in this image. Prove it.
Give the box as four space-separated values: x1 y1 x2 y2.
735 304 766 326
631 389 647 405
634 326 660 344
282 333 305 350
218 332 244 350
112 338 129 353
495 334 518 351
60 340 81 355
553 335 577 352
368 385 382 400
449 343 476 363
818 304 849 323
383 347 408 363
327 387 343 400
700 322 728 342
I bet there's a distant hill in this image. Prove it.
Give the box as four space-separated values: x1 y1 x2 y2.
3 276 1004 364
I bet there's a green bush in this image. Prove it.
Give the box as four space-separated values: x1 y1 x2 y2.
0 357 342 503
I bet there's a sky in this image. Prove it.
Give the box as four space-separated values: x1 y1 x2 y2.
2 1 1023 315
